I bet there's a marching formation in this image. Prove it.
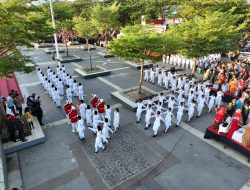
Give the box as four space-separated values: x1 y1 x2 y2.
137 65 224 137
37 66 120 153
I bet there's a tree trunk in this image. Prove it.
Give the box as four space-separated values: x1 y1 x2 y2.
191 58 197 77
86 39 93 71
104 32 108 55
65 41 69 56
138 61 144 94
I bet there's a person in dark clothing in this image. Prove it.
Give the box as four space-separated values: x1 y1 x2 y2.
5 115 16 142
242 104 249 125
33 103 44 125
13 114 27 142
226 102 235 118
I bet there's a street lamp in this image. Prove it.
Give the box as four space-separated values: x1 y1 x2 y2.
49 0 60 66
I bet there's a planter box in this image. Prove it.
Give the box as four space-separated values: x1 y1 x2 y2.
111 86 166 112
83 47 97 51
124 61 153 70
59 55 82 63
104 54 115 58
74 66 111 79
36 43 53 48
44 48 65 54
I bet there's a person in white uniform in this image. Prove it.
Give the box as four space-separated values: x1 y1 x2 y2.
105 105 112 126
144 104 153 130
77 116 85 140
72 80 78 96
78 83 84 100
79 100 87 120
89 126 106 153
136 100 145 123
92 111 100 132
100 118 114 142
208 94 216 113
85 105 92 127
215 90 224 108
54 87 60 107
150 68 155 83
197 95 206 117
69 76 74 93
152 111 164 137
188 100 197 121
164 108 174 132
144 68 149 81
66 85 73 104
58 79 64 96
176 102 185 127
113 108 120 132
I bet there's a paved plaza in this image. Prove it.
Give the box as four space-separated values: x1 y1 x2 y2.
13 46 250 190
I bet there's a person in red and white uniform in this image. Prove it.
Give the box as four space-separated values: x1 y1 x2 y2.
64 101 72 124
90 94 99 111
97 99 105 120
68 107 78 133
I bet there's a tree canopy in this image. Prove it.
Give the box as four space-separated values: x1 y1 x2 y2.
0 0 46 77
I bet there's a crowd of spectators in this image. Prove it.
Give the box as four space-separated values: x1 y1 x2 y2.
0 91 43 142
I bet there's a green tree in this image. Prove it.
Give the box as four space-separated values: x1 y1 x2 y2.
109 25 174 94
168 11 241 75
0 0 38 77
73 16 98 70
91 2 119 55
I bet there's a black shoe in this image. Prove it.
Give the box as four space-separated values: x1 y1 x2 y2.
95 151 98 154
103 147 106 151
196 116 199 118
153 135 157 137
22 139 28 142
144 127 148 130
136 121 139 123
175 125 179 127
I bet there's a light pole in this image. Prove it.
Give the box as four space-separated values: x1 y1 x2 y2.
49 0 60 66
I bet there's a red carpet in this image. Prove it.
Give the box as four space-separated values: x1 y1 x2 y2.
207 125 250 151
0 73 23 102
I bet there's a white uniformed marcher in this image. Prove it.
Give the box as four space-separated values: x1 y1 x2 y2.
79 100 87 120
136 100 145 123
77 116 85 140
175 102 185 126
208 94 216 113
164 108 174 132
100 118 114 142
197 96 206 117
88 126 106 153
66 85 72 103
144 69 149 81
78 83 84 100
152 111 164 137
113 108 120 132
85 105 92 127
144 105 153 130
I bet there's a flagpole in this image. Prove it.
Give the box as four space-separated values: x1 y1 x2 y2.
49 0 61 66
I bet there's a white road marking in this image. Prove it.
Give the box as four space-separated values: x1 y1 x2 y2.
111 103 122 109
110 73 128 78
97 77 122 91
19 82 41 87
42 118 68 129
239 179 250 190
71 62 82 69
172 118 250 168
109 67 130 71
36 61 55 66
